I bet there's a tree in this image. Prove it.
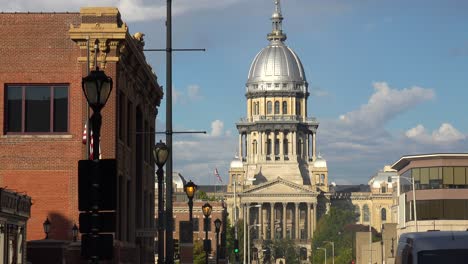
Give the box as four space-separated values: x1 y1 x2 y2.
270 238 300 264
193 240 206 264
226 218 244 262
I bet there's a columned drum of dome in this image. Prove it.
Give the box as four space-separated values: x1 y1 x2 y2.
227 1 330 262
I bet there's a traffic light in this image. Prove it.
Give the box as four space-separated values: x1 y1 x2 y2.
233 239 239 253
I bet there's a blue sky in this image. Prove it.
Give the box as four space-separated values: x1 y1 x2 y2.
4 0 468 185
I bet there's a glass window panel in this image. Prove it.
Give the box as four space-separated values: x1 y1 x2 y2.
363 205 369 222
444 200 465 220
282 101 287 114
6 86 22 132
443 167 454 184
413 168 421 181
53 86 68 132
25 86 50 132
267 101 272 114
420 168 429 184
274 101 280 114
430 167 439 180
454 167 465 185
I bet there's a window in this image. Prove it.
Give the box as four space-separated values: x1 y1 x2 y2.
381 208 387 221
118 91 125 140
363 204 370 222
355 205 361 222
192 218 199 232
282 101 287 114
127 100 133 146
267 101 272 114
5 85 68 133
275 83 280 88
274 101 280 114
296 101 301 115
282 83 287 89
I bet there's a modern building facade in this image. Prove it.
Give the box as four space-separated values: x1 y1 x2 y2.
0 7 162 262
391 153 468 235
225 1 329 262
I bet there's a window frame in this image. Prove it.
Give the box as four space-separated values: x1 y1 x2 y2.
4 84 70 134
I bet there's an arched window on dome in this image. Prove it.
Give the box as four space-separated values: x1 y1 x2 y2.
267 101 272 114
355 205 361 223
274 101 280 114
282 101 287 115
296 101 301 116
381 208 387 222
363 204 370 222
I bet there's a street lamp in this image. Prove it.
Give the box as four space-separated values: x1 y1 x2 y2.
82 67 113 161
72 223 79 242
202 203 213 264
391 175 418 232
324 241 334 264
317 247 327 264
184 180 197 222
43 217 51 239
248 224 260 264
214 218 222 264
154 140 169 264
244 204 261 264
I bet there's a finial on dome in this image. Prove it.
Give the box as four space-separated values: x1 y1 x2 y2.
267 0 287 42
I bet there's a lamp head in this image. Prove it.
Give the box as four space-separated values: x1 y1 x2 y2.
82 67 113 112
72 223 78 241
43 217 51 238
184 180 197 199
153 140 169 167
214 218 222 232
202 203 212 217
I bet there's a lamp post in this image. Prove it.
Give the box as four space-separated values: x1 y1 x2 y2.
317 247 327 264
214 218 222 264
391 175 418 232
43 217 51 239
81 67 113 161
244 204 261 264
202 203 212 264
153 140 169 264
324 241 334 264
247 224 260 264
72 223 79 242
184 180 197 222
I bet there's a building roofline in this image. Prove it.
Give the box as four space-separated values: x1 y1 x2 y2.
391 153 468 171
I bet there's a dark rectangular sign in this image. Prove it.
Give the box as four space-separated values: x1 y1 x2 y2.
79 212 116 233
78 159 117 211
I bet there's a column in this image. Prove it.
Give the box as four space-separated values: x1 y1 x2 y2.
238 134 242 160
279 132 284 161
243 204 247 264
247 203 251 226
305 133 310 161
259 203 263 240
271 131 276 161
282 203 287 238
292 132 296 157
246 133 250 162
270 203 275 239
295 203 299 240
288 132 292 156
307 203 311 239
312 132 317 161
259 132 263 161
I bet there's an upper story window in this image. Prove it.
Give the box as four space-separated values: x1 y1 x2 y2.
363 204 370 222
5 85 68 133
274 101 280 114
282 83 287 89
267 101 272 114
274 83 280 88
282 101 287 114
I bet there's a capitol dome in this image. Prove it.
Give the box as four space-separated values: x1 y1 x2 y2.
313 155 327 168
246 0 307 93
230 156 243 168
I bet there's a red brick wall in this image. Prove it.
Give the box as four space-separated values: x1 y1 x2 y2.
0 13 84 241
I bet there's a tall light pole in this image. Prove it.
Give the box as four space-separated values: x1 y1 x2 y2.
244 204 261 264
317 247 327 264
324 241 334 264
153 141 169 264
391 175 418 231
214 218 222 264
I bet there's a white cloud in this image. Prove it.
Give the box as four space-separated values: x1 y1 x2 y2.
406 123 466 144
339 82 435 128
210 120 224 137
173 84 203 104
187 85 203 101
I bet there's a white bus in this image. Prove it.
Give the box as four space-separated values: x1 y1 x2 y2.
395 231 468 264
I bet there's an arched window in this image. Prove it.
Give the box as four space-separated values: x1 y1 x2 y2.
381 208 387 221
355 205 361 222
363 204 370 222
274 101 280 114
321 174 325 184
253 140 257 155
282 101 287 114
296 101 301 115
267 101 272 114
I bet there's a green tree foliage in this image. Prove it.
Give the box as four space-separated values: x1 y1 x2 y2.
311 203 358 264
226 218 244 262
193 240 206 264
268 238 300 264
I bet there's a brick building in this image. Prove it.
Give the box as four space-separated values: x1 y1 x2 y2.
0 7 163 263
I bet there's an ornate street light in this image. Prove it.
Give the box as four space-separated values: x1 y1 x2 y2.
184 180 197 222
214 218 222 264
202 203 212 264
43 217 51 239
72 223 79 242
153 140 169 264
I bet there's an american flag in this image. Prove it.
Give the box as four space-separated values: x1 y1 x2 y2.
82 123 100 160
214 168 222 183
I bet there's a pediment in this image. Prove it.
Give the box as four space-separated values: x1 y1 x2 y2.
243 177 313 195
